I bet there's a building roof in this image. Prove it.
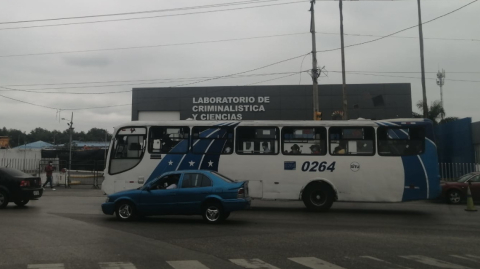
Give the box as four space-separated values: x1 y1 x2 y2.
56 141 109 148
13 141 54 149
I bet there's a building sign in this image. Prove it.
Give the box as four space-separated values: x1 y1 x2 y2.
191 96 270 120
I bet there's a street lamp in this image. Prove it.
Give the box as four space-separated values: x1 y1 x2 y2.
61 112 74 187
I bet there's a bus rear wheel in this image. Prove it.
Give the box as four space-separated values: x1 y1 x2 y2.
302 183 335 211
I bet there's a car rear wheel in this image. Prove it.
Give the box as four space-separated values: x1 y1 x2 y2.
0 190 9 209
115 201 136 221
302 182 335 211
202 202 224 224
447 190 462 204
14 199 29 207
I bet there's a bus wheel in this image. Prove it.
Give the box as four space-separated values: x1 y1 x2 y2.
302 183 334 211
115 201 136 221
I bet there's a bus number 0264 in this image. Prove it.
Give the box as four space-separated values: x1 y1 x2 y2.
301 161 336 172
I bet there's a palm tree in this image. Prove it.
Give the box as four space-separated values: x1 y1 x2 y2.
414 100 458 125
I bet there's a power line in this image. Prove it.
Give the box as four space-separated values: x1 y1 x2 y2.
169 53 311 88
245 72 301 86
315 0 479 53
0 72 307 93
0 0 287 25
317 31 480 42
329 71 480 83
0 32 308 58
0 1 305 31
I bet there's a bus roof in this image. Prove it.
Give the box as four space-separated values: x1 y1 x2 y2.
113 118 430 130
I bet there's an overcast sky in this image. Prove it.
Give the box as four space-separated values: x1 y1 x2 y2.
0 0 478 135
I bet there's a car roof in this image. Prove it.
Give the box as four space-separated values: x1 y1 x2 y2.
162 170 213 175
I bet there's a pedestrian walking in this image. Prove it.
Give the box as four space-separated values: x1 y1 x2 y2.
43 161 56 190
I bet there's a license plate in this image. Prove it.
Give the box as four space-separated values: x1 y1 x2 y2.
33 191 40 196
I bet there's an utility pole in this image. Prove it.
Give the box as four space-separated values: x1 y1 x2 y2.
339 0 348 120
68 112 73 173
417 0 429 118
62 112 74 188
436 69 446 109
310 0 320 120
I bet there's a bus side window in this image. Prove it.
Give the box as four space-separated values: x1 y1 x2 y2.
236 127 278 154
148 126 189 154
377 127 425 156
282 127 326 155
192 127 234 154
329 127 375 156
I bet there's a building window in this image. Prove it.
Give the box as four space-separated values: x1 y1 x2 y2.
377 127 425 156
192 127 234 154
236 127 279 155
148 126 189 154
182 173 213 188
109 127 146 174
282 127 327 155
329 127 375 156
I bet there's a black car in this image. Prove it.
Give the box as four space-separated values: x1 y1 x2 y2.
0 168 43 208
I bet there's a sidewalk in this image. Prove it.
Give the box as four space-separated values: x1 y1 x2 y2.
41 186 105 197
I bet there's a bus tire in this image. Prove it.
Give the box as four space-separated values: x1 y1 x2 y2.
202 202 224 224
115 201 136 221
302 182 334 211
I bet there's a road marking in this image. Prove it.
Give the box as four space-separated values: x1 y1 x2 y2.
230 258 280 269
400 255 471 269
288 257 346 269
99 262 137 269
167 260 210 269
450 255 480 263
465 255 480 261
27 265 64 269
360 256 413 269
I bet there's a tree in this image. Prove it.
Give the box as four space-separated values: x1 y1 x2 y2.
415 100 458 125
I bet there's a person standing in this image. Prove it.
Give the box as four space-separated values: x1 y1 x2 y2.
43 161 56 190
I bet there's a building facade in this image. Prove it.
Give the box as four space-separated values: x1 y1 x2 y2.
131 84 412 121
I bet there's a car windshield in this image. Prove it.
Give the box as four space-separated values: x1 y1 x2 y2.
457 174 475 183
211 171 236 183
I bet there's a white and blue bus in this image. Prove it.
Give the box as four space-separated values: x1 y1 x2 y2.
101 119 440 211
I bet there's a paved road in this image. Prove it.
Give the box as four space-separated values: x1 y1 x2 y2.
1 188 479 269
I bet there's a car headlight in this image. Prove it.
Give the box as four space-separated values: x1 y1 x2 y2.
105 197 110 203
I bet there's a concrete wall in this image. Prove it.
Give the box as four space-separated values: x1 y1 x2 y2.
132 84 412 121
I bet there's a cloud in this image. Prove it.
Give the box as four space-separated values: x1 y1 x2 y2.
62 56 111 67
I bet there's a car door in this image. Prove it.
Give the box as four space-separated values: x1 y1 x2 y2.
176 173 213 214
468 175 480 200
139 174 181 215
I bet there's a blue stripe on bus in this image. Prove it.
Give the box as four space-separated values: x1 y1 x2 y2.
145 127 229 184
145 127 219 184
377 121 440 201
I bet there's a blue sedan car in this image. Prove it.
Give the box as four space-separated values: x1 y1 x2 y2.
102 170 251 223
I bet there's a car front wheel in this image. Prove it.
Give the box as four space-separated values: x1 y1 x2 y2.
202 202 224 224
115 201 136 221
14 199 29 207
447 190 462 204
0 190 9 209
